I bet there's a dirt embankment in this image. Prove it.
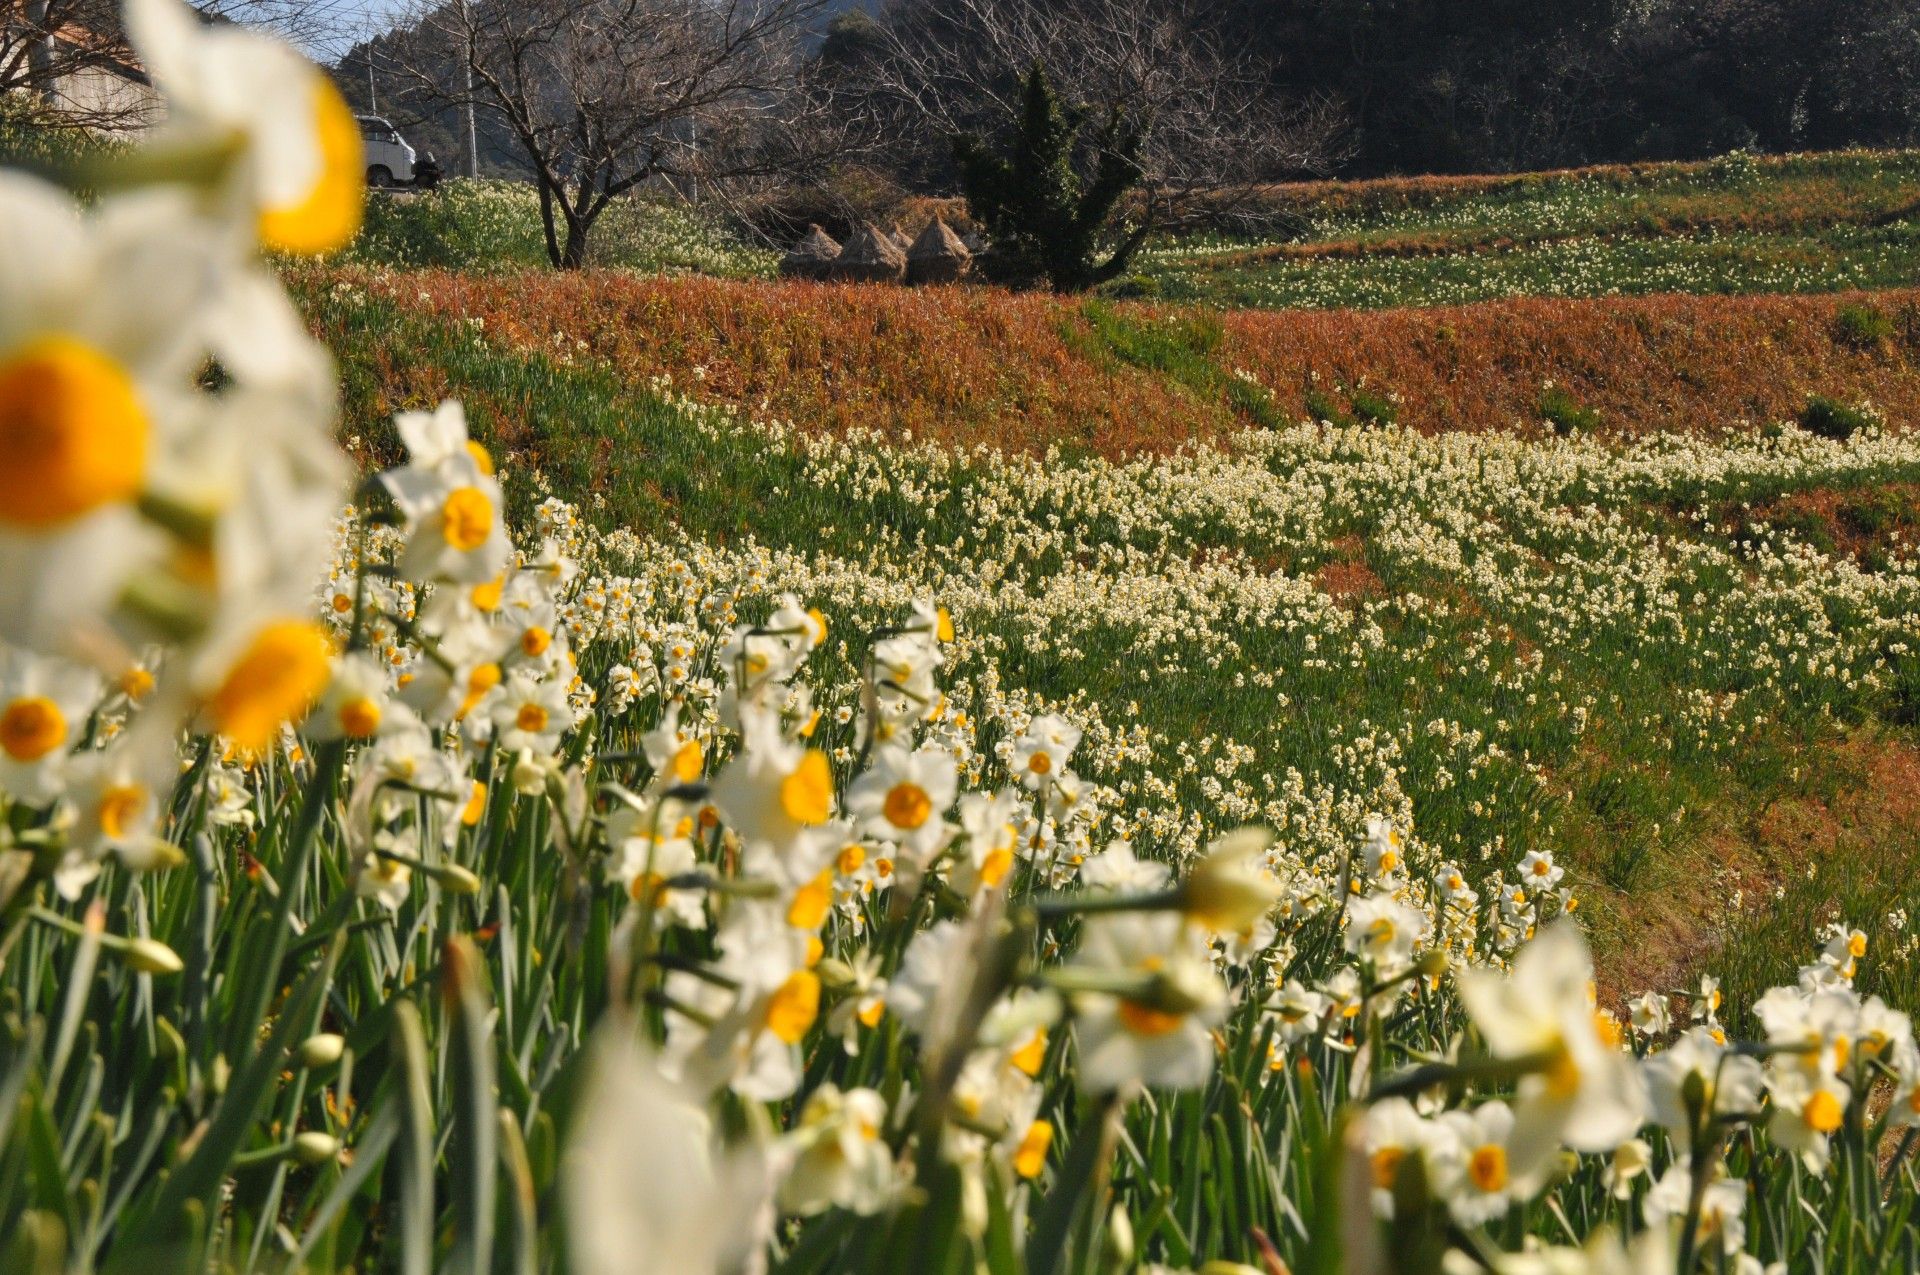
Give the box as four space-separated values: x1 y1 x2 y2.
325 269 1920 458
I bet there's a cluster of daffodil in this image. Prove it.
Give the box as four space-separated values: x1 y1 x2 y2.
291 458 1906 1273
5 6 1920 1270
297 345 1920 888
0 0 364 914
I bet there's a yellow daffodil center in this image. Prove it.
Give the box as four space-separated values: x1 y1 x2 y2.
1849 932 1868 959
882 781 932 830
465 440 495 476
1804 1089 1844 1134
337 695 381 738
515 702 550 734
0 336 148 529
786 870 834 930
1469 1144 1508 1192
1027 751 1052 776
457 663 501 720
207 620 332 754
461 779 487 826
1010 1029 1047 1077
119 666 155 701
1369 1147 1406 1190
779 750 833 825
935 607 954 642
857 999 885 1028
470 576 504 611
520 626 552 657
97 783 146 840
1013 1120 1053 1178
628 870 666 905
837 845 865 875
330 591 353 613
764 970 820 1044
257 76 365 255
1541 1042 1585 1099
0 696 66 762
1117 998 1184 1038
671 738 703 783
979 845 1015 888
441 487 494 552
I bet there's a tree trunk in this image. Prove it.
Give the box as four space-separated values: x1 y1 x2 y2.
537 177 564 268
560 219 591 269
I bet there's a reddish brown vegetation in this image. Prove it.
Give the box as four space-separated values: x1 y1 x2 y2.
332 269 1920 457
1234 150 1917 227
1214 289 1920 438
1595 737 1920 1004
345 270 1214 456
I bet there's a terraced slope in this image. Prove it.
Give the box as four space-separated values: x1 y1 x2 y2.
318 269 1920 452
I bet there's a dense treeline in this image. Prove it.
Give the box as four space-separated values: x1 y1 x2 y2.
341 0 1920 192
1219 0 1920 176
826 0 1920 180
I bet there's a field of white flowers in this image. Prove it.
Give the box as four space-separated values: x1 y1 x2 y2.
6 3 1920 1273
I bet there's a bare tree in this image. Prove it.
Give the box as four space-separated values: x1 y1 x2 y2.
193 0 378 55
863 0 1350 239
387 0 861 268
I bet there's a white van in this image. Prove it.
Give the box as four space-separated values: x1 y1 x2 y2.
357 115 440 189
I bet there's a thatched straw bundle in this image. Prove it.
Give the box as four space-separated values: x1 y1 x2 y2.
829 222 908 283
778 225 842 280
906 217 973 285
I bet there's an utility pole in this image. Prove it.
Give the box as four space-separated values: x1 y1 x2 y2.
456 0 478 177
366 50 378 113
25 0 52 106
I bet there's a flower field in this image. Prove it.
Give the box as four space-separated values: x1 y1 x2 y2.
7 7 1920 1274
1143 150 1920 311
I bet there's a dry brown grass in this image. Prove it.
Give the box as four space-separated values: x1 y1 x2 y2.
331 268 1920 459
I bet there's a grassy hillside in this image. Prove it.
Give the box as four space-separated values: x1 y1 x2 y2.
304 270 1920 1004
318 268 1920 452
1143 150 1920 309
291 143 1920 1008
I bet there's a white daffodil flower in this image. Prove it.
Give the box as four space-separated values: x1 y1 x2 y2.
1457 921 1648 1175
127 0 365 256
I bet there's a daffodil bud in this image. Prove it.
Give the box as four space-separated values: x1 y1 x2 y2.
1104 1205 1134 1271
813 957 856 989
298 1033 346 1069
1179 827 1281 932
149 842 189 871
122 937 184 975
293 1131 341 1165
511 748 550 796
1681 1069 1709 1121
436 863 482 895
